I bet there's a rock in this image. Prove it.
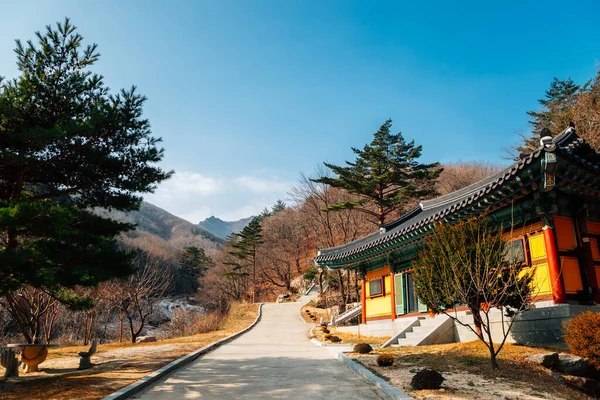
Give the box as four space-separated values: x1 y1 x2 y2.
563 375 600 397
136 336 157 343
525 352 559 369
557 353 599 379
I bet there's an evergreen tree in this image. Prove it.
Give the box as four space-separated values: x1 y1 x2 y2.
0 19 171 304
313 119 442 226
225 217 264 302
271 199 286 214
179 246 214 293
518 77 580 154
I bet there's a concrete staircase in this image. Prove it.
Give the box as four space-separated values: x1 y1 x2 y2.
331 305 362 326
382 314 454 347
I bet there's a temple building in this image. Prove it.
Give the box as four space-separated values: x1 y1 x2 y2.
314 126 600 346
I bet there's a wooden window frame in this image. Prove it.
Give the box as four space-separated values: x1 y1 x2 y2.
505 237 528 266
368 277 384 298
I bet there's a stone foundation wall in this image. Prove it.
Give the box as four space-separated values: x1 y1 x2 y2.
338 305 600 347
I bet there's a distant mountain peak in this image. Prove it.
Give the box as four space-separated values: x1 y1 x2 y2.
198 215 253 239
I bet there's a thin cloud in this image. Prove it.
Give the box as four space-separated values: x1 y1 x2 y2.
234 175 292 193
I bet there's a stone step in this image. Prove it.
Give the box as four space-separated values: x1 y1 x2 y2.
404 331 423 340
410 325 431 333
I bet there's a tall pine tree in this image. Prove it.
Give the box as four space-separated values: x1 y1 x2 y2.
0 19 171 304
517 77 580 154
225 217 264 302
313 119 442 226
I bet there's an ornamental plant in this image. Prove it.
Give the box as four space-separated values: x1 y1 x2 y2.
563 311 600 370
353 343 373 354
377 353 395 367
411 369 445 390
329 336 341 343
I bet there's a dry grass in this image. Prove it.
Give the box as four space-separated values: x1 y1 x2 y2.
0 303 258 400
300 303 329 323
312 325 390 345
351 341 589 399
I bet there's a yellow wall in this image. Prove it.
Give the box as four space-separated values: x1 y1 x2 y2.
526 233 552 296
365 269 392 318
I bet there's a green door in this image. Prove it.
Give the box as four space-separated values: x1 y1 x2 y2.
394 273 406 315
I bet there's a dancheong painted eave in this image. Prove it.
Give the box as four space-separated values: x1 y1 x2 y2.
314 126 600 269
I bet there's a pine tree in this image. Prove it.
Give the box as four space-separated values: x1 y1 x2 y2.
225 217 264 302
312 119 442 226
518 77 580 154
271 199 286 214
0 19 171 304
179 246 214 293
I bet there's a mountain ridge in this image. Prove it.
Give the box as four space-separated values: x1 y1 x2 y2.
198 215 254 239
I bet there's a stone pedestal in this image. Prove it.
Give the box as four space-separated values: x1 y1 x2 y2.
6 344 56 373
20 346 48 373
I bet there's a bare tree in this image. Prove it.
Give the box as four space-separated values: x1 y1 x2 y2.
107 259 172 343
413 216 534 369
289 167 372 304
258 209 310 292
436 162 503 195
3 286 60 344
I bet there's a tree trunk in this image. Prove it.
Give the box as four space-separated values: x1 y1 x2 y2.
337 270 346 312
470 306 483 338
354 270 360 303
488 346 499 370
319 270 324 294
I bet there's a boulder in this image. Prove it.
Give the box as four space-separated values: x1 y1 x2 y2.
563 375 600 397
136 336 157 343
525 352 559 369
557 353 599 379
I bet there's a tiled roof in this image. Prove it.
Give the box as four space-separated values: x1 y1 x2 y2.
315 127 584 266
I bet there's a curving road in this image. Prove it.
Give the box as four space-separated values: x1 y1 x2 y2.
132 293 388 399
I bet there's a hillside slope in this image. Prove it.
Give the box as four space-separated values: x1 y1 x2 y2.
95 202 223 264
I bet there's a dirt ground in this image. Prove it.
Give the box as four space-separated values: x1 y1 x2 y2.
0 303 258 400
351 341 590 400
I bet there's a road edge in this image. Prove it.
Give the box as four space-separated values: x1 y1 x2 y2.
336 352 413 400
101 303 264 400
309 337 411 399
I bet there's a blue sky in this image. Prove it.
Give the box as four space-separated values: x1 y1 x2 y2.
2 1 598 222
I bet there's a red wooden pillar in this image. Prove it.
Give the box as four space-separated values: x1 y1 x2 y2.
390 273 397 321
361 279 367 324
543 225 567 304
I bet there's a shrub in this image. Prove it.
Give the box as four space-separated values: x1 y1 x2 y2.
330 335 341 343
305 310 311 314
166 309 225 338
353 343 373 354
322 328 330 334
324 334 333 340
377 353 395 367
410 369 445 390
320 323 328 328
564 311 600 370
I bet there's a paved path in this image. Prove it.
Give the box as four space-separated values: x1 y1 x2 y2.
133 294 388 399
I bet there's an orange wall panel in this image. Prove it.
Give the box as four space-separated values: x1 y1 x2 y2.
588 222 600 235
561 256 583 294
555 217 577 251
366 266 391 280
590 238 600 262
